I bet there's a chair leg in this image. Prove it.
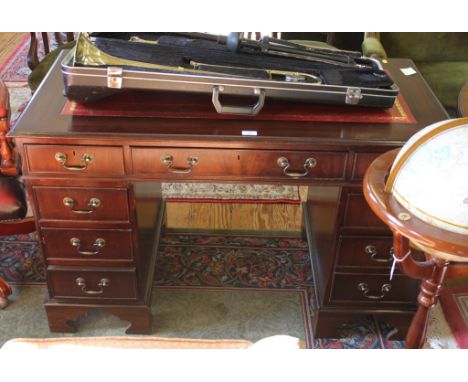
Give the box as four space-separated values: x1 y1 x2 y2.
0 277 13 309
405 257 449 348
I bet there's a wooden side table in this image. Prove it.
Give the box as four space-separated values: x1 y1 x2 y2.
364 147 468 348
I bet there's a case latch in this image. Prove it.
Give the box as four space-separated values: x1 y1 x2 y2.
107 67 123 89
345 87 363 105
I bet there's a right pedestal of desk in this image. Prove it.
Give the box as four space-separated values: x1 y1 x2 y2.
304 184 420 340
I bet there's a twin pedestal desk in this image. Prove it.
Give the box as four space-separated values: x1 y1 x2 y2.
11 56 448 339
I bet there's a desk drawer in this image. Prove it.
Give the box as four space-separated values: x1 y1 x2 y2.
131 147 347 180
42 228 134 263
342 192 388 229
336 235 394 268
330 274 418 304
34 186 130 222
25 145 125 176
48 267 138 300
350 152 381 181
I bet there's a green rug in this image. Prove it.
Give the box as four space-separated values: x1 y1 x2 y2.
0 285 310 347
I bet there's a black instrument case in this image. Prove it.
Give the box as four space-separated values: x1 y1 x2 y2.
61 33 399 115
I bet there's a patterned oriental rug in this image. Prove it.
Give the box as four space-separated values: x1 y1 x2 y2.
0 231 407 348
439 283 468 348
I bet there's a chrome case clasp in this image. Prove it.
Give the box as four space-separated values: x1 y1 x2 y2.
107 67 123 89
345 87 363 105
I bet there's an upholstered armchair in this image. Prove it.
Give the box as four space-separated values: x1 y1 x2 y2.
0 79 35 308
362 32 468 117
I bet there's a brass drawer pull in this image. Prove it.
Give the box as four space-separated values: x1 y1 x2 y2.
55 152 93 171
161 155 199 174
277 157 316 177
70 238 106 256
75 277 110 295
365 245 393 263
63 197 101 214
357 282 392 300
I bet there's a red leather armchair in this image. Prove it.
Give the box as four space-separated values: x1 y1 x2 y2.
0 79 35 308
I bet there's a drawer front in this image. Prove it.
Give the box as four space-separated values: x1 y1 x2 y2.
48 268 138 300
351 152 381 181
241 150 347 180
131 147 240 177
25 145 125 176
131 147 347 180
336 236 394 268
330 274 419 304
34 186 130 222
342 192 388 228
42 228 134 263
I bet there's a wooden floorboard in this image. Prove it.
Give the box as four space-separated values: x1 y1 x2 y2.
166 201 304 233
0 32 27 66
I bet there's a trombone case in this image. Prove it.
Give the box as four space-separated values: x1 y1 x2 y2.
61 33 400 115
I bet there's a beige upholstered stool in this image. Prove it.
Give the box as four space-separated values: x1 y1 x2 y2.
1 335 304 350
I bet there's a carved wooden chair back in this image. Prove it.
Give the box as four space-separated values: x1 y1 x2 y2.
27 32 75 71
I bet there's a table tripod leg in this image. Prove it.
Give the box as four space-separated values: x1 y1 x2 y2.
405 257 449 349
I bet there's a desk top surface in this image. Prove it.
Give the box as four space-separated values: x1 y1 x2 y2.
11 53 448 148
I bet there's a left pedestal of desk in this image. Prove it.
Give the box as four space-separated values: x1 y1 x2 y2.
19 142 164 334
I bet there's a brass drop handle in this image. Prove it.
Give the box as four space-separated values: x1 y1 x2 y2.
277 157 316 177
70 238 106 256
75 277 110 295
63 197 101 214
55 152 93 171
161 155 199 174
357 282 392 300
365 245 393 263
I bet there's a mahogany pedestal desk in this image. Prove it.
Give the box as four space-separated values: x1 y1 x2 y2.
10 54 448 339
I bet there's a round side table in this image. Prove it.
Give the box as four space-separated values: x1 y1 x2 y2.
363 149 468 348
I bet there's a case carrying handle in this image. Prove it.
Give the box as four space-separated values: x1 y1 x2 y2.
212 86 265 115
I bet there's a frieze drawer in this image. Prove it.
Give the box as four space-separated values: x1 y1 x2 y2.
48 267 138 300
25 144 125 176
42 227 134 265
330 274 419 304
33 186 130 222
131 147 348 180
350 152 381 180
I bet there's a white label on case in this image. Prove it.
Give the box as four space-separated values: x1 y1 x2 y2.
400 67 417 76
242 130 258 136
